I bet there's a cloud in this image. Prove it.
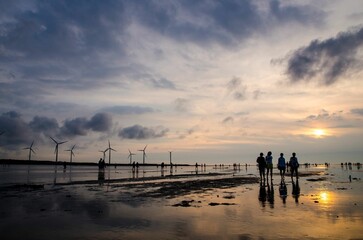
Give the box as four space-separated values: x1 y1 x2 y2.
0 111 33 147
174 98 191 112
118 124 169 140
0 111 113 147
283 26 363 85
301 109 343 122
102 105 154 115
226 77 241 92
269 0 324 25
87 113 112 132
225 77 247 101
61 113 112 137
29 116 59 134
351 108 363 116
222 116 234 125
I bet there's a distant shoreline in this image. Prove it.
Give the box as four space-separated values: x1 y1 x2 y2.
0 159 191 167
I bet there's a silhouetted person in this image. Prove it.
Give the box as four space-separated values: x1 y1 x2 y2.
277 153 286 179
195 162 199 174
266 151 273 179
279 179 287 204
292 178 300 203
256 152 266 180
289 152 299 179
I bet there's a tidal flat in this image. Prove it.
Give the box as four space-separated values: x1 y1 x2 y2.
0 164 362 239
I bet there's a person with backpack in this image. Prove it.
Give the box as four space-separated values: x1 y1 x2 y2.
289 152 299 179
256 152 267 181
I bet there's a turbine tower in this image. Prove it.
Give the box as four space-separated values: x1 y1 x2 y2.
169 151 172 165
138 145 147 164
128 149 136 164
65 145 76 163
105 140 116 165
24 140 36 161
50 136 67 163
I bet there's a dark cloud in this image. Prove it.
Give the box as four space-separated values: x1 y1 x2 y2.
29 116 59 134
283 27 363 85
351 108 363 116
0 111 113 147
0 111 33 147
102 105 154 115
131 0 324 46
269 0 324 25
61 113 112 137
301 109 343 122
118 125 169 140
0 0 325 98
222 116 234 125
87 113 112 132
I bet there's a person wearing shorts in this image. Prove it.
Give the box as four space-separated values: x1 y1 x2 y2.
266 151 273 179
256 152 266 181
277 153 286 179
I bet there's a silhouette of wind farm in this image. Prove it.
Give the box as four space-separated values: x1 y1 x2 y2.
50 136 68 163
128 149 136 164
105 140 116 165
23 140 36 161
65 145 76 163
138 145 147 164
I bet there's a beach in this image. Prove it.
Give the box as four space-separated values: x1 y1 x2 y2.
0 164 362 240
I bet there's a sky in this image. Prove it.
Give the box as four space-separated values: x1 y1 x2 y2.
1 0 363 165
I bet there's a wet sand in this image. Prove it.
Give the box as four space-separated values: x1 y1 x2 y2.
0 166 362 239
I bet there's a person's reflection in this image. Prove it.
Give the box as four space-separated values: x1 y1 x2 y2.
98 169 105 185
279 179 287 204
292 178 300 203
267 178 274 208
258 181 267 207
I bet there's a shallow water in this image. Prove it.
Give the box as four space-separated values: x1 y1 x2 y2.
0 164 362 239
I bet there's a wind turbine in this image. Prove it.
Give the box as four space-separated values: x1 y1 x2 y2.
24 140 36 161
105 140 116 165
99 149 106 161
50 136 67 163
65 145 76 163
169 151 173 165
128 149 136 164
138 145 147 164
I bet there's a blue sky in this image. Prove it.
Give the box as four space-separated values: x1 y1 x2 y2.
1 0 363 164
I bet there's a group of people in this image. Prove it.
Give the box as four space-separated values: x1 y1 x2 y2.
256 151 299 180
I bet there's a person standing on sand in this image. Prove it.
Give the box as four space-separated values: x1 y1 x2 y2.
266 151 273 179
289 152 299 179
277 153 286 179
256 152 266 180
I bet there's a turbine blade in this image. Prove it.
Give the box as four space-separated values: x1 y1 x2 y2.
128 149 131 154
72 145 76 150
30 140 34 148
59 141 68 145
49 136 57 144
144 145 148 151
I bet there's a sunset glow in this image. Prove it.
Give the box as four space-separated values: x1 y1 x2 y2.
0 1 363 164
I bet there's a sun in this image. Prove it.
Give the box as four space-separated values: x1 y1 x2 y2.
313 129 325 138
